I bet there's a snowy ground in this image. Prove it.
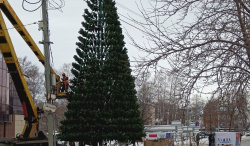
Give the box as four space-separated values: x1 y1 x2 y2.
64 135 249 146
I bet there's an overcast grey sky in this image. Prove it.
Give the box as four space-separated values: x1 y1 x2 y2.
4 1 213 100
5 0 152 71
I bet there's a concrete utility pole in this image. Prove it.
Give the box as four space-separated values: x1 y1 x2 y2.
41 0 55 146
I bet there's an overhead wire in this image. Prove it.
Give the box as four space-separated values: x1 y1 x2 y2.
118 13 157 43
116 1 173 35
24 0 41 5
116 2 162 66
6 22 38 30
20 0 149 66
116 2 144 19
22 0 65 66
21 0 58 66
118 16 148 35
20 0 149 43
117 2 171 45
48 0 65 12
22 0 65 12
22 0 42 12
116 2 151 37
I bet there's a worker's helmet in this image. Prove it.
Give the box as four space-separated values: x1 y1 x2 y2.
62 73 65 76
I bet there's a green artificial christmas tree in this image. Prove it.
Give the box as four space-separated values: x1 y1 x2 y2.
102 0 145 144
58 0 145 145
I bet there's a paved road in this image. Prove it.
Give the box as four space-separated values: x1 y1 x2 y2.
241 135 250 146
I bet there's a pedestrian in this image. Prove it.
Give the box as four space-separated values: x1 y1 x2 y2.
208 134 212 146
61 73 69 92
196 133 200 146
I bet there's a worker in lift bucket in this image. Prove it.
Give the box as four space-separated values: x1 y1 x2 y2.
61 73 69 93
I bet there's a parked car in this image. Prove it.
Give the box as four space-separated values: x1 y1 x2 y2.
245 131 250 136
199 132 207 138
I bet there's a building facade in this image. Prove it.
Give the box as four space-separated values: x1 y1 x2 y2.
0 52 24 138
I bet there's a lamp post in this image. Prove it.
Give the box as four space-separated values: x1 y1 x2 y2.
200 114 202 131
218 108 220 131
167 109 170 125
210 113 212 133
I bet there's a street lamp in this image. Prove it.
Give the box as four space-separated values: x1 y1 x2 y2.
218 108 220 131
167 109 169 125
210 113 212 133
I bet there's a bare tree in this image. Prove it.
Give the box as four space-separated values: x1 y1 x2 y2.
19 56 45 102
189 94 205 122
152 70 169 124
235 92 248 130
130 0 250 102
219 90 248 131
203 99 218 133
137 82 155 125
219 95 237 131
135 68 186 125
56 63 72 78
203 91 247 132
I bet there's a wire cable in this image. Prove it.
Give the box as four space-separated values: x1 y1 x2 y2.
22 0 43 12
22 0 65 12
119 18 148 35
24 0 41 5
116 2 144 19
48 0 65 12
6 22 38 30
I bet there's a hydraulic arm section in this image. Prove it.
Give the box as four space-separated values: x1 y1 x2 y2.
0 0 68 140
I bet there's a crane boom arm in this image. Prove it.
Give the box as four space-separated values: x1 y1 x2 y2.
0 10 38 139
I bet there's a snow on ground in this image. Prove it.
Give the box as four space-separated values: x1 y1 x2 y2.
65 135 249 146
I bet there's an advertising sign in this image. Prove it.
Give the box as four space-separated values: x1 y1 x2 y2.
145 132 175 146
215 132 241 146
146 132 174 140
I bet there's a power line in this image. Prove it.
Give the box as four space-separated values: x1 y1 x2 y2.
116 2 144 19
117 3 171 39
116 2 157 40
118 12 158 39
6 22 38 30
24 0 41 4
22 0 65 12
22 0 42 12
48 0 65 12
119 17 147 35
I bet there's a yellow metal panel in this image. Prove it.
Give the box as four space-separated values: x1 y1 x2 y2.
21 122 28 139
0 30 4 36
4 57 14 63
30 46 36 51
13 24 21 31
29 122 39 138
21 121 39 138
22 36 28 41
0 44 10 52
